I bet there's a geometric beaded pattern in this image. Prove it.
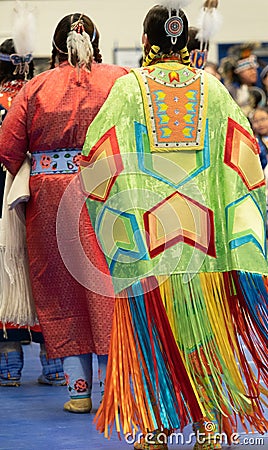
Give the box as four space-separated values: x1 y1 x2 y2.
132 64 208 152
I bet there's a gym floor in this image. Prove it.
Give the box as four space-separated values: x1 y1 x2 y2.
0 343 267 450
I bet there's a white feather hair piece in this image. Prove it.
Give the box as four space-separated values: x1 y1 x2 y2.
12 0 36 55
160 0 193 10
196 7 222 43
67 30 93 71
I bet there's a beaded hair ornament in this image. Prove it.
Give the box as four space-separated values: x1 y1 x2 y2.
162 0 192 45
142 0 193 67
53 13 96 72
0 1 35 78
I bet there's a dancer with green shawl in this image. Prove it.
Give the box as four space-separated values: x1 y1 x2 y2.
80 3 268 449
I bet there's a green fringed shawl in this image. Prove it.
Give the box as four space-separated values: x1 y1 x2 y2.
82 62 267 295
81 62 268 438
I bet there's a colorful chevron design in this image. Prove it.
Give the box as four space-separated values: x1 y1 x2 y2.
224 117 265 190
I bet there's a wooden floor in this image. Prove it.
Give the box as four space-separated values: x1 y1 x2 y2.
0 343 267 450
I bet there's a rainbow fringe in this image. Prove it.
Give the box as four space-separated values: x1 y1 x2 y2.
94 271 268 439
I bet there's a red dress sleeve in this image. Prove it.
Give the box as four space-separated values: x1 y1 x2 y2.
0 86 28 176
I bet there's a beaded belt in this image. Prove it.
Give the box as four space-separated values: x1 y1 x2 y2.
31 148 82 175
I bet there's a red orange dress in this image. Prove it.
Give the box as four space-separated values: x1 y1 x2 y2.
0 61 128 358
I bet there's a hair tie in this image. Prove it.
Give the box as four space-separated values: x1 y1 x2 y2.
179 46 191 66
91 24 97 43
0 52 12 62
142 45 160 67
70 13 85 34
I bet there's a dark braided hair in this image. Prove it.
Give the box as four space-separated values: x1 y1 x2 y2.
0 38 34 83
143 5 188 55
50 13 102 69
